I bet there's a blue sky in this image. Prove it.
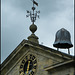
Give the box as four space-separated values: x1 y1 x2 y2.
1 0 74 63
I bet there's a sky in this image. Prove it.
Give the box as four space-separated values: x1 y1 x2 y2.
1 0 74 63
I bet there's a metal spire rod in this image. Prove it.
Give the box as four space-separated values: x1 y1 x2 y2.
32 0 35 24
26 0 40 24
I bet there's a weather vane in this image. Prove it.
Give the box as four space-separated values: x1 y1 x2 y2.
26 0 40 24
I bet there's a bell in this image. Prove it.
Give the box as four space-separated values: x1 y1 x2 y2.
53 28 73 49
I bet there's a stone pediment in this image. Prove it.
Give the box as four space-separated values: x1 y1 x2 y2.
1 39 74 75
44 59 74 71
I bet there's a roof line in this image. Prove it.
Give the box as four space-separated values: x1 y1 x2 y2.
1 39 74 69
44 59 74 71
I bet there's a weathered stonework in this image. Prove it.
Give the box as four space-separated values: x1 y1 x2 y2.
1 39 74 75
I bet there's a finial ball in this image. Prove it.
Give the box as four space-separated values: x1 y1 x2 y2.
29 24 37 33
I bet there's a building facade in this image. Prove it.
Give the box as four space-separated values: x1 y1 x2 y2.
1 0 74 75
1 39 74 75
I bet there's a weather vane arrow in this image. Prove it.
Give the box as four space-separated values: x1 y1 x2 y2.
26 0 40 24
31 0 38 6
